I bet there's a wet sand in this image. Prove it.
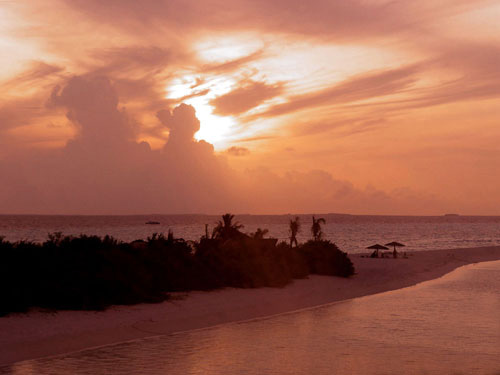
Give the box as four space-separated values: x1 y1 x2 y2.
1 246 500 366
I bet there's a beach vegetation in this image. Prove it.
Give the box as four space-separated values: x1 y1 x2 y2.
311 216 326 241
0 214 354 316
251 228 269 240
212 213 245 240
289 217 300 247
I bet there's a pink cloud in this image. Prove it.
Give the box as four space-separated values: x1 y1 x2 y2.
210 80 283 116
0 74 464 215
226 146 250 157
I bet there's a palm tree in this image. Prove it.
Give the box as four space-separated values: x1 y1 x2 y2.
252 228 269 240
289 217 300 247
311 216 326 241
212 213 244 240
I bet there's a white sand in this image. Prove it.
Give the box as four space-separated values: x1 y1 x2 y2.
1 246 500 366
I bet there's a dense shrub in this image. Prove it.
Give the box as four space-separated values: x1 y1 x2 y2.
300 240 355 277
0 234 163 315
0 231 354 316
195 238 300 288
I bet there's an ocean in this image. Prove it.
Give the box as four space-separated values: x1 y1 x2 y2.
1 214 500 253
3 260 499 374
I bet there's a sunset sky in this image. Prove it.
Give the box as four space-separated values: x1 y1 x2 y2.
1 0 499 215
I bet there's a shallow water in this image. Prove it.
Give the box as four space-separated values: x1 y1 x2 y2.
1 214 500 253
3 261 500 375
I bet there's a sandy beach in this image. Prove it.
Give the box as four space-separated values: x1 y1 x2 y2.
2 245 500 366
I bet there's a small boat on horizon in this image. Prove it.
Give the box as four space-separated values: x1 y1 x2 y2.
145 221 161 225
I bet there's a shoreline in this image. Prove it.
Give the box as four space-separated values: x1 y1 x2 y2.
2 245 500 366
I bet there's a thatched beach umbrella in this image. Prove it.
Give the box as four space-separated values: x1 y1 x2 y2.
366 244 389 257
385 241 405 252
367 244 389 251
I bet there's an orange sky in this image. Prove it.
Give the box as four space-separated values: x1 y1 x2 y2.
1 0 499 215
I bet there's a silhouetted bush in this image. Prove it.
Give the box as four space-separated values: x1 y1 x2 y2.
0 234 165 315
0 228 354 316
299 240 355 277
194 237 300 288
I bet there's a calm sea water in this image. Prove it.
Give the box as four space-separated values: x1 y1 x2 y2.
3 261 499 374
1 214 500 253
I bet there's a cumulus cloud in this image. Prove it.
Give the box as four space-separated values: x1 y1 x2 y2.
48 75 135 146
0 75 236 214
157 103 200 145
0 74 462 215
3 1 500 215
226 146 250 156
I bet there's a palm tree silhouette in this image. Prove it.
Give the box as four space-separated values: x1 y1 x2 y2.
212 213 244 240
289 217 300 247
311 216 326 241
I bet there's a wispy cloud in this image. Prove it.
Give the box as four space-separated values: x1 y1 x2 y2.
248 65 419 119
1 0 500 214
210 80 283 116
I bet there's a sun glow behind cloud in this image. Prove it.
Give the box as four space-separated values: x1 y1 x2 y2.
2 0 500 214
161 35 271 149
163 35 270 148
166 35 417 152
166 75 237 148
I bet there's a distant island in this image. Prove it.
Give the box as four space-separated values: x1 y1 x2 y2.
0 214 354 316
444 214 460 217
